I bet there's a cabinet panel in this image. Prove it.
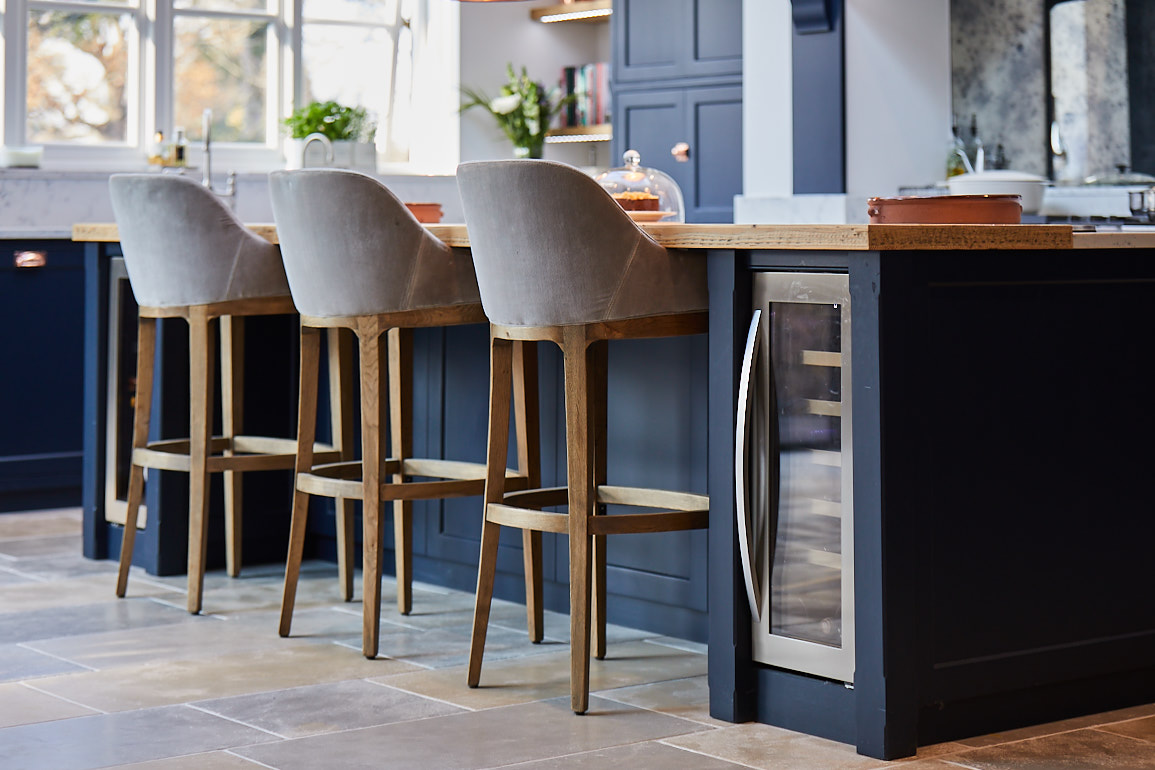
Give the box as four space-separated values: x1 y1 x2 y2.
688 85 743 222
614 0 742 84
1 241 85 511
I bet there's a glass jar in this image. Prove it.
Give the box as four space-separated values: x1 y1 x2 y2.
594 149 685 223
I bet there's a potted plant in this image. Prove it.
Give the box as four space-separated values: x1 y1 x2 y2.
461 64 571 159
283 100 378 171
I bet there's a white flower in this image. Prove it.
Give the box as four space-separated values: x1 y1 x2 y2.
490 94 521 115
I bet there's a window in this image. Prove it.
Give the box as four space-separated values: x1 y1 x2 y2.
2 0 459 172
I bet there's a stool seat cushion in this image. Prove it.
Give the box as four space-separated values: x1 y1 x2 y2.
109 174 289 309
269 170 480 318
456 160 707 327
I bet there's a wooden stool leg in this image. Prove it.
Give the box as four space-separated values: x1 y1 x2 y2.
563 330 594 714
513 340 544 643
187 308 216 615
469 335 514 688
590 339 608 660
359 320 386 658
281 325 322 637
116 316 157 597
388 327 414 616
221 315 244 578
328 328 356 602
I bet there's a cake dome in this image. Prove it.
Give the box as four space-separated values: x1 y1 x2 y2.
594 150 685 223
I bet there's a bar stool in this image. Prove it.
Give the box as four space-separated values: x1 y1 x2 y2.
109 173 338 614
268 169 540 659
457 159 711 714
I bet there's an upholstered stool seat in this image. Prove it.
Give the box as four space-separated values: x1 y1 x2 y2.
457 159 711 714
269 169 540 659
109 173 341 614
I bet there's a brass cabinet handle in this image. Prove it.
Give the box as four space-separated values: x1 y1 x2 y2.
14 250 47 268
671 142 691 162
735 308 763 620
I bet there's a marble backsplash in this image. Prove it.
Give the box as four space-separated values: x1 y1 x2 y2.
951 0 1134 180
0 170 463 237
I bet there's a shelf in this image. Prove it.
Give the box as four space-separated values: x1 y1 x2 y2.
531 0 612 24
544 124 612 144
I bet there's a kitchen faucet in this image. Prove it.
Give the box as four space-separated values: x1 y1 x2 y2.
201 109 237 208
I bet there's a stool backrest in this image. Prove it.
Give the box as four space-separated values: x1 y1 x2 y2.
109 174 288 309
269 170 478 318
456 159 705 327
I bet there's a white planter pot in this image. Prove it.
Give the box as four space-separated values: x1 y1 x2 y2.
284 138 377 173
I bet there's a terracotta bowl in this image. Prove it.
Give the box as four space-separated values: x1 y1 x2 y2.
404 202 443 223
866 194 1022 224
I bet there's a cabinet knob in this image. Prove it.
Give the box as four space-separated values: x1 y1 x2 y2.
671 142 691 162
14 250 47 268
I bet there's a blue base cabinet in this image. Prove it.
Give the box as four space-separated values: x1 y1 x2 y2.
0 240 85 512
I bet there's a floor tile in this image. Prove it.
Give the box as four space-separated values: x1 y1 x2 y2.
0 704 274 770
0 508 83 539
0 682 99 728
99 752 266 769
1098 716 1155 744
954 728 1155 769
378 639 708 711
955 703 1155 748
31 640 422 712
598 675 728 726
0 534 85 558
0 575 178 614
0 597 197 646
0 643 91 682
509 740 747 768
196 678 465 738
234 695 709 770
662 722 893 769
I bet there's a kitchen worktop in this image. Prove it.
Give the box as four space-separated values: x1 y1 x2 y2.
71 221 1155 251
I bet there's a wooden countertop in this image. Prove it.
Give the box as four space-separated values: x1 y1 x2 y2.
71 222 1155 251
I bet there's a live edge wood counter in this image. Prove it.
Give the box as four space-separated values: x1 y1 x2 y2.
73 221 1155 761
72 221 1155 250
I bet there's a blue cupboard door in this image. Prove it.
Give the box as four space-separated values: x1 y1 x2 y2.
615 85 743 223
614 0 743 84
0 241 85 511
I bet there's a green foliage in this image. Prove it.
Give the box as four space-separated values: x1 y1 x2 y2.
460 64 572 156
283 100 376 141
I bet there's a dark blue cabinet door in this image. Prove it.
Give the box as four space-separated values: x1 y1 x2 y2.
1 241 85 511
616 86 743 223
614 0 743 83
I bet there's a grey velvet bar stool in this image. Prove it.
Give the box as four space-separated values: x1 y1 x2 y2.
269 169 540 659
109 173 339 614
457 159 711 714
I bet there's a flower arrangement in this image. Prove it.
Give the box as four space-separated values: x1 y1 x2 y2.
460 64 571 159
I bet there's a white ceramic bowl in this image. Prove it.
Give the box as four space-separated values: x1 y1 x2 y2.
947 170 1047 214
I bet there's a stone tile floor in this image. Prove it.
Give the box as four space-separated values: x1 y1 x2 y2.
1 508 1153 769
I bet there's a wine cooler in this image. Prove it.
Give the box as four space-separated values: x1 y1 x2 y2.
736 271 854 683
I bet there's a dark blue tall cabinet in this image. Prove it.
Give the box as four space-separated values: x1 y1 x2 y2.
611 0 743 223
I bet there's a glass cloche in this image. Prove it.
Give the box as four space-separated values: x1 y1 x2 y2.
595 149 685 223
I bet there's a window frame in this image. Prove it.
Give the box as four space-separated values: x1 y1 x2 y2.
1 0 460 173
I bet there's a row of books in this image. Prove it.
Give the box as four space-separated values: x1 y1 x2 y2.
559 63 610 128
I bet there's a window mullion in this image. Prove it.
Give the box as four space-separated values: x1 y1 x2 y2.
3 0 29 147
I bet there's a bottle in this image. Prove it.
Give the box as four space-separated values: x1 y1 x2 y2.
946 119 968 178
964 114 984 172
173 127 187 166
990 143 1008 171
148 131 165 165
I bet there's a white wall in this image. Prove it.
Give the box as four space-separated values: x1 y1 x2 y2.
738 0 952 223
458 3 611 170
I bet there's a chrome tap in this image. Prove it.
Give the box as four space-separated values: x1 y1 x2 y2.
201 109 237 208
953 148 975 175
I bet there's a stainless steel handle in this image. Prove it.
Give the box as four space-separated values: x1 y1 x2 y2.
671 141 690 162
14 250 47 268
735 309 763 619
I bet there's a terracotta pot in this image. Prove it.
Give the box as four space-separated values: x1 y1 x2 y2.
867 194 1022 224
404 202 443 223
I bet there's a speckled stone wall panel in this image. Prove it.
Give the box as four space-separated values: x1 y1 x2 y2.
1083 0 1131 178
1127 0 1155 175
951 0 1048 177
